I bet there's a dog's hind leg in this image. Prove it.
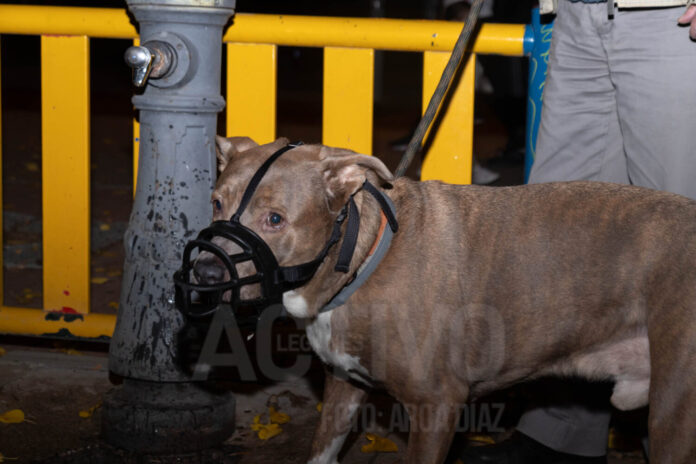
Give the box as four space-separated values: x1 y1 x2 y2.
308 372 367 464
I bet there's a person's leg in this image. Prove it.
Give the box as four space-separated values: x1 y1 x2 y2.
609 6 696 200
529 1 628 185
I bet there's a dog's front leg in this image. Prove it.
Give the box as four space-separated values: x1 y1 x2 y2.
308 372 367 464
402 401 459 464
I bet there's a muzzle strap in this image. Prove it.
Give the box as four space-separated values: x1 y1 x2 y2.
231 142 303 223
274 202 349 285
334 180 398 273
335 197 360 273
363 181 398 233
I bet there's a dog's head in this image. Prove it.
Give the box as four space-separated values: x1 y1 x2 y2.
191 136 393 318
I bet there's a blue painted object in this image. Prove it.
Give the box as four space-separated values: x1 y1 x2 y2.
524 8 554 183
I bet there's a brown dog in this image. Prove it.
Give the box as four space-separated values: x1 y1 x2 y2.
199 136 696 464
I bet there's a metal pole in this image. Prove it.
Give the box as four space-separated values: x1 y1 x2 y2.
103 0 237 453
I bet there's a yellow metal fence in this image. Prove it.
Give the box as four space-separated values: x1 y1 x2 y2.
0 5 527 339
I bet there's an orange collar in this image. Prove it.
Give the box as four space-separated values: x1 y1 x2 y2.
367 211 388 257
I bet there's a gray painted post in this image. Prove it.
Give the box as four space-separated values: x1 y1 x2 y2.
103 0 237 453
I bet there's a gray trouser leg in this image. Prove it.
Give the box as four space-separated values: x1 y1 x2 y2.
609 7 696 199
523 0 696 457
530 2 696 194
529 0 628 185
517 401 612 457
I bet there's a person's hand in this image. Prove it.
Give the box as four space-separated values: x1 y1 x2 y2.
678 4 696 40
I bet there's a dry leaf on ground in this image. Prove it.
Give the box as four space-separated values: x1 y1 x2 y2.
250 415 283 440
361 433 398 453
268 406 290 425
79 402 102 418
0 409 25 424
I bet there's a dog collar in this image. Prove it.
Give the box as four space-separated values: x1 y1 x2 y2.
320 185 397 313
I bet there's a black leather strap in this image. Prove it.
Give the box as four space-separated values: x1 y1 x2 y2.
333 181 398 274
363 181 399 233
334 197 360 273
231 142 302 223
274 203 349 286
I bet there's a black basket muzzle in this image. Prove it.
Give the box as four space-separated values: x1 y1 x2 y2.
173 218 288 319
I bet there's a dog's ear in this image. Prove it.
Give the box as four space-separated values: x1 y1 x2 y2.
215 136 258 172
320 147 394 211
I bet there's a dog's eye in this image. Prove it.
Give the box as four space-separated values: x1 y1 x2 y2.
212 199 222 212
266 212 284 228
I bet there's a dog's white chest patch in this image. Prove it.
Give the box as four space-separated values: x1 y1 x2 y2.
282 290 310 318
305 310 372 385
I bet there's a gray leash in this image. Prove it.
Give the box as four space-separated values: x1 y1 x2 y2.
394 0 485 178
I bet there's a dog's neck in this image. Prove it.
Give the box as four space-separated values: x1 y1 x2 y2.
287 180 389 317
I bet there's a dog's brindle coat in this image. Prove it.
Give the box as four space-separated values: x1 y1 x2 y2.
199 136 696 463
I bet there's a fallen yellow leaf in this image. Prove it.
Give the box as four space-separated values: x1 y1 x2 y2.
0 409 25 424
99 224 111 231
79 402 102 418
25 162 38 172
258 423 282 440
108 302 119 309
61 348 82 356
468 435 495 445
268 406 290 425
251 414 284 440
361 433 398 453
316 402 323 412
0 347 6 357
90 277 108 285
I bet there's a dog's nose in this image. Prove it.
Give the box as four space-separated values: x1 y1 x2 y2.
193 259 226 285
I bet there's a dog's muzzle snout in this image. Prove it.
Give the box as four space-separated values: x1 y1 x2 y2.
193 257 226 286
173 219 281 318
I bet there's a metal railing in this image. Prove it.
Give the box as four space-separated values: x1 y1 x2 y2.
0 5 534 339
